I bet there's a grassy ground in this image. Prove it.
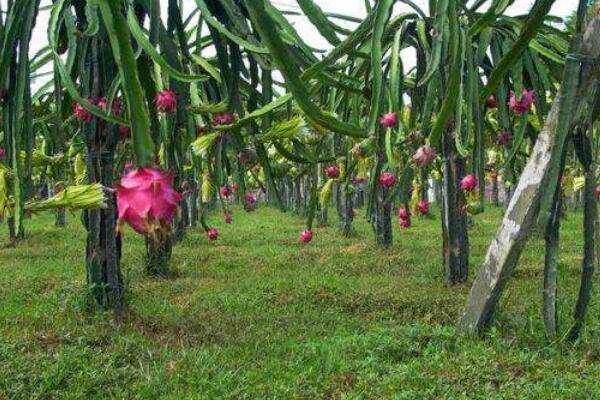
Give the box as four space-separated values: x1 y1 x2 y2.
0 204 599 399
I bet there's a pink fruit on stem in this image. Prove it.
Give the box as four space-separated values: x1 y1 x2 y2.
220 185 232 198
207 228 219 240
213 112 236 126
379 172 396 189
379 112 399 128
73 101 93 121
486 95 497 109
299 229 313 243
399 218 411 229
397 207 409 220
115 166 183 239
325 165 340 179
118 125 130 141
412 145 437 167
459 174 478 192
509 89 535 114
417 200 430 215
244 192 257 212
154 90 177 114
496 130 511 146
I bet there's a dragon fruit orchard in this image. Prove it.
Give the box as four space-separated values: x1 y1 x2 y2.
115 166 183 241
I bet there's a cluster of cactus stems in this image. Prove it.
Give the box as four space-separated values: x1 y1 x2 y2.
0 0 598 339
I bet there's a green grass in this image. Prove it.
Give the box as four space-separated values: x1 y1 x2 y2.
0 205 599 399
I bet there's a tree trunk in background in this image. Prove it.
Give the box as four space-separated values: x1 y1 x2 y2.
491 176 499 206
543 183 562 339
441 130 469 285
339 183 355 237
372 151 392 247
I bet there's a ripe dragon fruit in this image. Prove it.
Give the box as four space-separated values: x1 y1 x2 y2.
397 207 409 220
97 97 122 116
412 145 437 168
73 101 92 121
399 218 411 229
496 130 511 146
118 125 130 141
220 185 232 199
459 174 478 192
486 95 497 109
154 90 177 114
115 166 183 238
207 227 219 240
244 192 257 212
213 112 236 126
417 200 430 215
325 165 340 179
509 89 534 114
379 112 399 128
379 171 396 189
299 229 313 243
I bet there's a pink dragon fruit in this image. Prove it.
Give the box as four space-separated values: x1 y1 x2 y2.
459 174 478 192
220 185 232 199
486 95 497 109
154 90 177 114
417 200 430 215
325 165 340 179
213 112 236 126
412 145 437 167
299 229 313 243
73 101 92 121
115 166 183 237
399 218 411 229
379 172 396 189
509 89 534 114
244 192 257 212
207 228 219 240
118 125 130 141
379 112 399 128
398 207 409 220
496 130 511 146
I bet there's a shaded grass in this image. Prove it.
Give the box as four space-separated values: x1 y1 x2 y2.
0 205 598 399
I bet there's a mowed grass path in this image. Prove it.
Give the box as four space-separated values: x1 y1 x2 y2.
1 205 599 399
